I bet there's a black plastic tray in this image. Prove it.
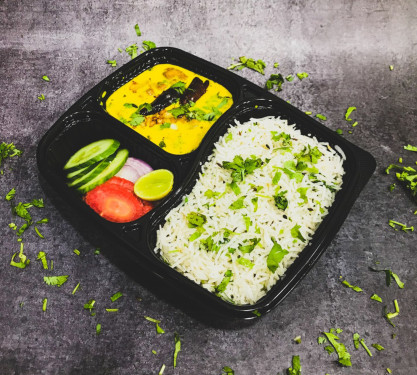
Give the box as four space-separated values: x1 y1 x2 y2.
37 47 376 320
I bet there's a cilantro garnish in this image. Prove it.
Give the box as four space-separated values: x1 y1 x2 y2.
389 219 414 232
369 267 404 288
265 73 284 91
315 114 327 121
341 278 363 292
125 43 138 59
336 128 343 135
158 364 166 375
37 251 48 270
222 155 263 183
353 333 360 349
216 270 233 293
297 187 308 205
322 329 352 367
294 336 302 344
200 235 220 252
34 226 44 238
159 122 171 130
159 140 166 148
288 355 301 375
111 291 123 302
252 309 261 317
173 332 181 367
42 298 47 312
73 249 80 256
44 275 68 287
238 238 260 253
273 190 288 210
266 239 288 273
237 257 254 269
229 196 245 210
291 225 306 242
144 316 165 334
5 188 16 200
227 56 266 75
372 343 385 351
385 299 400 326
370 294 382 302
38 94 45 101
142 40 156 51
96 323 101 335
105 308 119 312
286 74 294 82
186 212 207 228
42 75 50 82
221 366 235 375
106 60 117 67
386 163 417 202
317 336 327 344
134 23 141 36
72 283 80 295
344 106 357 121
404 144 417 152
84 299 96 313
296 72 309 80
0 142 22 169
10 243 30 269
225 132 233 143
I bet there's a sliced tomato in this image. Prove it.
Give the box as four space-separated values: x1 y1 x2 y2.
101 176 134 192
85 183 152 223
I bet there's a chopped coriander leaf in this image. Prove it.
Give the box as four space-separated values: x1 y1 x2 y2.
227 56 266 75
173 333 181 367
94 248 100 255
144 316 160 324
105 308 119 312
229 196 245 210
0 142 22 168
10 243 30 269
389 65 394 71
34 226 44 238
267 238 288 273
360 338 373 357
5 188 16 201
225 132 233 143
187 212 207 228
372 343 385 351
123 103 138 108
296 72 309 80
156 323 165 334
353 333 360 349
134 23 141 36
44 275 68 287
73 249 80 256
386 299 400 322
288 355 301 375
222 155 263 183
324 345 335 354
160 122 171 129
252 309 261 317
265 73 284 91
389 183 396 191
385 163 417 201
238 238 260 253
336 128 343 135
130 113 145 127
387 368 392 373
216 270 233 293
36 218 49 224
344 106 356 121
84 299 96 312
291 224 306 242
305 111 312 115
158 364 166 375
222 366 235 375
72 282 80 295
42 75 50 82
237 257 254 269
110 291 123 302
125 43 138 59
316 113 327 121
152 350 157 355
273 190 288 210
42 298 47 312
159 140 166 148
106 60 117 67
341 279 363 292
142 40 156 51
37 94 45 101
322 329 352 367
370 294 382 303
388 219 414 232
96 323 101 335
404 144 417 152
36 251 48 270
274 62 279 68
317 336 327 344
352 121 358 127
369 267 404 288
286 74 294 82
294 335 302 344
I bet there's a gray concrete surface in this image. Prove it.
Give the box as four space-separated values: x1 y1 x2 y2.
1 0 417 374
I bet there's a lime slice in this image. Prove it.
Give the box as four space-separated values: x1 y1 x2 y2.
134 169 174 201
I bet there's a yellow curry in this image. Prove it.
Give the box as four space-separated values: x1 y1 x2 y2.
105 64 233 155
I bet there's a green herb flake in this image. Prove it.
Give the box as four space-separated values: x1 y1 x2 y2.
159 140 166 148
152 350 157 355
387 368 392 373
42 298 47 312
5 188 16 201
110 291 123 302
105 308 119 312
37 94 45 101
44 275 68 287
251 197 259 212
125 43 138 59
158 364 166 375
322 329 352 367
273 62 279 68
0 142 22 168
341 278 363 292
352 121 358 127
252 309 261 317
36 218 49 224
222 155 263 183
305 111 312 115
106 60 117 67
265 73 284 91
336 128 343 135
36 251 48 270
288 355 301 375
370 294 382 303
237 257 254 269
216 270 233 293
84 299 96 312
388 219 414 232
273 190 288 210
389 65 394 71
227 56 266 75
317 336 327 344
222 366 235 375
316 113 327 121
94 248 100 255
344 106 357 121
294 335 302 344
10 243 30 269
134 23 141 36
160 122 171 129
404 144 417 152
225 132 233 143
72 282 80 295
372 343 385 351
286 74 294 82
73 249 80 256
369 267 405 288
173 332 181 367
142 40 156 51
291 224 306 242
353 333 360 349
267 238 288 273
96 323 101 335
42 75 50 82
229 196 245 210
360 338 373 357
385 299 400 325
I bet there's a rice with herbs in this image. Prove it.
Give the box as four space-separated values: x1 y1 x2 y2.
154 116 345 305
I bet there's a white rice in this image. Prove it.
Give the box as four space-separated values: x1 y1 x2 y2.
154 116 345 305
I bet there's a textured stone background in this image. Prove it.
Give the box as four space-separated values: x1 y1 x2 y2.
1 1 417 374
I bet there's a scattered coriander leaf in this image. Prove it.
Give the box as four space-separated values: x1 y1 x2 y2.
42 75 50 82
317 336 327 345
44 275 68 287
125 43 138 59
158 364 166 375
389 65 394 71
404 144 417 152
222 366 235 375
344 106 357 121
105 308 119 312
322 329 352 367
388 219 414 232
316 114 327 121
5 188 16 201
142 40 156 51
353 333 360 349
34 226 44 238
173 332 181 367
227 56 266 75
369 267 405 288
252 309 261 317
73 249 80 256
341 279 363 292
296 72 309 80
134 23 141 36
336 128 343 135
36 251 48 270
286 74 294 82
267 238 288 273
10 243 30 269
372 343 385 351
294 336 302 344
216 270 233 294
84 299 96 312
37 94 45 101
106 60 117 67
72 282 80 295
96 323 101 335
291 224 306 242
111 291 123 302
370 294 382 303
288 355 301 375
265 73 284 91
360 338 373 357
42 298 47 312
0 142 22 168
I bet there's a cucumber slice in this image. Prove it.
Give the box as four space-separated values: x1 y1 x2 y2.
66 162 100 183
68 153 116 189
77 149 129 194
63 139 120 172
